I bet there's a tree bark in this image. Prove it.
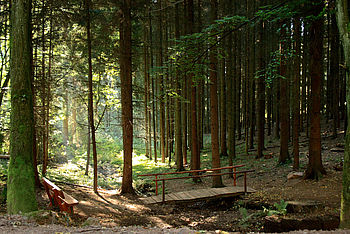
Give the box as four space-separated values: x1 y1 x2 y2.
174 3 184 171
256 0 265 159
185 0 200 178
143 22 151 159
7 0 38 214
120 0 135 194
158 0 166 164
226 0 235 168
85 126 91 175
210 0 223 188
279 24 290 164
335 0 350 227
305 1 326 180
149 12 157 163
219 47 228 157
292 18 301 170
85 0 98 193
330 2 340 138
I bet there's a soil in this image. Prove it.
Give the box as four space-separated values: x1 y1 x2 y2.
0 127 347 233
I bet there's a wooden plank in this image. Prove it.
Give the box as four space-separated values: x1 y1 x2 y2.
186 190 205 199
199 188 218 197
175 192 190 201
211 187 227 195
219 187 239 194
182 191 197 200
204 188 220 197
168 193 182 201
152 195 163 203
141 196 158 204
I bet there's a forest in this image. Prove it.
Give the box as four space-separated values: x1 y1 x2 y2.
1 0 350 233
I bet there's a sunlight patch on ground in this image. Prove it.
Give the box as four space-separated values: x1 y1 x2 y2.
124 204 138 211
148 216 173 228
58 161 80 171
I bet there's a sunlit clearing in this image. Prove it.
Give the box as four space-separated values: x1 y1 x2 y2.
59 161 80 172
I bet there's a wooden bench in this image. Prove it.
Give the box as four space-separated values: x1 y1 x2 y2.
42 177 79 214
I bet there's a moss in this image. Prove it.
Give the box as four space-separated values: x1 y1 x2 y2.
24 210 51 219
340 132 350 228
7 157 38 214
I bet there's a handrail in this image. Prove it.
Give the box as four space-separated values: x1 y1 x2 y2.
138 165 245 177
152 169 255 182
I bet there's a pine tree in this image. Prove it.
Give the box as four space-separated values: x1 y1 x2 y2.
7 0 38 214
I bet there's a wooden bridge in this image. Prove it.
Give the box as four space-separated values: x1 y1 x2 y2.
138 165 256 204
140 186 256 204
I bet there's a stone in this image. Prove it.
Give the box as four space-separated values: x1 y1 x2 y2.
287 171 304 180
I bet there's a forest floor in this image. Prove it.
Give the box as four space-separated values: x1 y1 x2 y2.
0 126 346 233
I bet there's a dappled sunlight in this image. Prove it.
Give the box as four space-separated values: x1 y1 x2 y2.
148 216 173 228
57 161 81 172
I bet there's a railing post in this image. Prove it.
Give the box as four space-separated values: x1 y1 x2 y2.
244 172 247 193
162 179 165 203
234 167 237 186
155 175 158 195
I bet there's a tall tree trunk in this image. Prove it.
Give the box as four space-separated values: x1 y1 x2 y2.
301 21 308 133
85 126 91 175
44 12 53 176
292 18 301 170
31 14 40 187
330 3 340 138
219 48 228 157
63 88 69 151
149 12 157 163
248 0 256 150
164 3 170 161
120 0 134 194
279 24 290 164
174 3 184 171
210 0 223 188
244 0 250 154
227 0 235 166
41 3 48 175
158 0 166 164
256 0 265 159
185 0 200 178
236 12 242 141
305 1 326 179
0 1 10 109
143 23 150 158
7 0 38 214
336 0 350 228
197 0 204 150
182 74 188 165
85 0 98 193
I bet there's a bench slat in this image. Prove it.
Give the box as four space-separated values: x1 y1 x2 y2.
62 191 79 205
42 177 79 214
